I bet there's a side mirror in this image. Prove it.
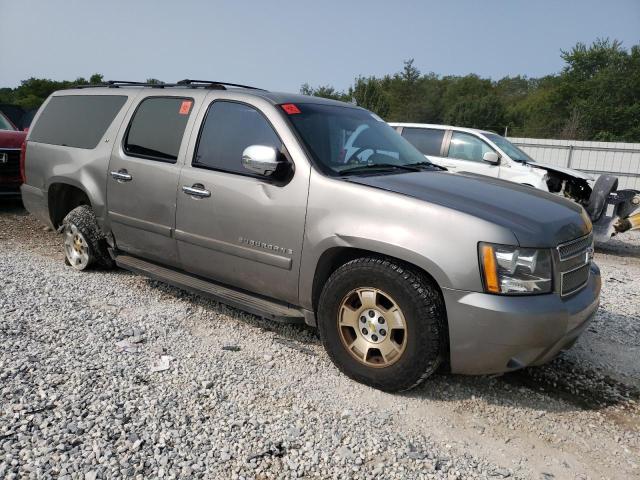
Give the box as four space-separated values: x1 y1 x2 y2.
482 151 500 165
242 145 284 177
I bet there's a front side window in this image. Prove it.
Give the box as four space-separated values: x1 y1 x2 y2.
484 133 534 163
124 97 193 162
29 95 127 149
284 104 430 176
446 131 494 163
194 101 282 175
402 128 445 156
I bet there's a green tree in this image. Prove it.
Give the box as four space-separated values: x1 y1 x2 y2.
349 76 390 117
444 95 505 131
557 38 640 141
299 83 349 101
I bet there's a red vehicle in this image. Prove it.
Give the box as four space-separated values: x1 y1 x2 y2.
0 111 27 198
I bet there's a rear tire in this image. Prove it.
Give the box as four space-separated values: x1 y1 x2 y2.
62 206 114 271
317 257 446 392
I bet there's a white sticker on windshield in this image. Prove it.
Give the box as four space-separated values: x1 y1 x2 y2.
370 113 384 122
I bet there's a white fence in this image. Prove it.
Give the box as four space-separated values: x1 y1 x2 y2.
507 137 640 191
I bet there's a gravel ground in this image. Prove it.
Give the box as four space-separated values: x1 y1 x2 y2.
1 201 639 479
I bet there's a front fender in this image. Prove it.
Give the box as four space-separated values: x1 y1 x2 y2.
502 171 548 191
299 235 452 311
298 171 519 310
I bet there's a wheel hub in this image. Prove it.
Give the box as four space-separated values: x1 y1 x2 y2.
337 287 407 368
63 224 90 270
358 308 387 344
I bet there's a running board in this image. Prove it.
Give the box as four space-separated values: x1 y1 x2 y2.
115 254 305 323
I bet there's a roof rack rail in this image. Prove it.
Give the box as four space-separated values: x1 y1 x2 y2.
73 80 266 91
176 79 266 91
75 80 167 89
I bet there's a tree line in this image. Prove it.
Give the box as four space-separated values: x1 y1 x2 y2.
302 39 639 142
1 39 638 141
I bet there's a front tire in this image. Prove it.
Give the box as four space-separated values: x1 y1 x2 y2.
317 257 446 392
62 206 114 271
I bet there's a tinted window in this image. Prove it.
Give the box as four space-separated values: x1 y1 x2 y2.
29 95 127 149
124 97 193 162
194 101 282 174
447 131 494 162
402 128 445 156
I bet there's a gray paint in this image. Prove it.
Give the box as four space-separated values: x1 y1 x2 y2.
21 85 601 376
347 170 590 248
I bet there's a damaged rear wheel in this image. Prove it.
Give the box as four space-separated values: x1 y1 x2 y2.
62 205 114 271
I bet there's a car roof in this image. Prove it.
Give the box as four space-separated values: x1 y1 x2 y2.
57 85 355 109
389 122 495 136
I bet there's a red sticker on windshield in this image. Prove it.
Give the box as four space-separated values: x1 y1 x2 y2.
179 100 193 115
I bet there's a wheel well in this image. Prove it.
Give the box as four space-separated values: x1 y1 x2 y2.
48 183 91 228
311 247 450 369
312 247 444 311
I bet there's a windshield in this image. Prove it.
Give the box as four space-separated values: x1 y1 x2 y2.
0 112 16 131
284 103 430 175
484 133 533 163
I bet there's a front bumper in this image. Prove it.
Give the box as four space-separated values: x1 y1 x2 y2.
443 263 601 375
0 182 21 198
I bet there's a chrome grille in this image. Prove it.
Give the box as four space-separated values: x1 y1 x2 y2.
557 233 592 296
561 263 591 296
557 233 593 261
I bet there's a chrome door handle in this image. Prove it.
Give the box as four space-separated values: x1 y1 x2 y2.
110 170 132 182
182 184 211 198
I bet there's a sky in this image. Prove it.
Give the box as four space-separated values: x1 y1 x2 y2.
1 0 639 92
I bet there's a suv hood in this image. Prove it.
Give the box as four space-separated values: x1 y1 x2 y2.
526 160 594 181
347 171 590 247
0 130 27 148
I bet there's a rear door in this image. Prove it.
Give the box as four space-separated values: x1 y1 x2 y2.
174 95 309 304
400 127 448 166
440 130 500 177
107 94 198 267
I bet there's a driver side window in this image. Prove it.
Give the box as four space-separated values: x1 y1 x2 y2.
447 132 494 163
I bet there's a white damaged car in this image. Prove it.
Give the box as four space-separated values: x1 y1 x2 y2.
390 123 640 243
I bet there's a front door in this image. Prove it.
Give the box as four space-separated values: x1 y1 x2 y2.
175 98 309 304
107 95 197 267
441 130 499 177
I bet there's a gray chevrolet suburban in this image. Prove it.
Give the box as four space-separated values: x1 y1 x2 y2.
20 80 601 392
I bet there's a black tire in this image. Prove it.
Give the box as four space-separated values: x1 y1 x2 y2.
317 257 446 392
586 174 618 221
62 205 114 270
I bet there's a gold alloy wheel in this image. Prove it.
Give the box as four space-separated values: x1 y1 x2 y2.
337 287 408 368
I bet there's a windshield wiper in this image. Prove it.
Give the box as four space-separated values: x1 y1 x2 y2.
404 161 447 171
340 163 421 176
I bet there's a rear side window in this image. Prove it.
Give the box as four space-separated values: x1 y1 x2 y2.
29 95 127 149
401 128 445 156
193 101 282 175
124 97 193 163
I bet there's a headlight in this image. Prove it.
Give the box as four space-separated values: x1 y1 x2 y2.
479 243 552 295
